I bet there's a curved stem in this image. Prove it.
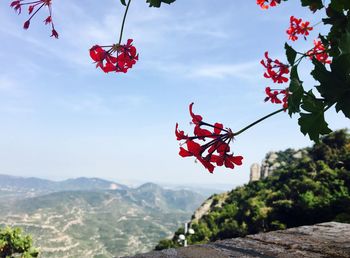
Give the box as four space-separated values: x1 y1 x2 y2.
118 0 132 44
311 20 323 28
234 108 285 136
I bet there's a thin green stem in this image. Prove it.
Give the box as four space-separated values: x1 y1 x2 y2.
324 103 333 112
234 108 285 136
311 20 323 28
118 0 132 45
293 54 307 66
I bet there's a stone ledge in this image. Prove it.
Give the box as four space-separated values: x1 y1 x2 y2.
120 222 350 258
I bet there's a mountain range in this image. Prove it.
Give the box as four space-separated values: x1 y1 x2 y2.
0 174 206 257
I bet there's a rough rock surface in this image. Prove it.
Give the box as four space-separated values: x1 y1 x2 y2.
191 192 228 223
120 222 350 258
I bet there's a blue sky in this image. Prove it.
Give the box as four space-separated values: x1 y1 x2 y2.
0 0 348 188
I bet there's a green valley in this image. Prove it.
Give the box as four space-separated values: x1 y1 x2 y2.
0 180 205 257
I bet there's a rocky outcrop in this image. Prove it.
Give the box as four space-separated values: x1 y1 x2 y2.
249 149 309 182
191 192 228 223
121 222 350 258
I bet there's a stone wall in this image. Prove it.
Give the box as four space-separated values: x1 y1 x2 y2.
121 222 350 258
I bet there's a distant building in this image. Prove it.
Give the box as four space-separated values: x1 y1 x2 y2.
250 163 261 182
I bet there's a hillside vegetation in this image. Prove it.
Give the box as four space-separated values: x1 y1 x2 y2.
0 227 39 258
0 182 205 258
156 129 350 249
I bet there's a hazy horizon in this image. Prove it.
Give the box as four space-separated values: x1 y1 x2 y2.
0 172 238 191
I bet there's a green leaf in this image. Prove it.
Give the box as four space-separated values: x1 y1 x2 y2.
146 0 175 7
312 56 350 118
301 91 321 113
319 35 329 47
323 7 349 56
288 66 304 116
338 28 350 55
335 91 350 118
333 55 350 118
298 113 332 142
298 92 332 142
300 0 324 11
329 0 350 12
285 43 297 66
120 0 126 6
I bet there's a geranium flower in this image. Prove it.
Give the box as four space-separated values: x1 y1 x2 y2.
306 39 331 64
10 0 58 38
261 51 290 83
89 39 139 74
176 103 243 173
175 123 188 141
256 0 281 9
287 16 313 41
264 87 289 109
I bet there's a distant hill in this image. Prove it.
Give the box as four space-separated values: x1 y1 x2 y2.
0 174 55 190
0 178 205 257
156 129 350 250
0 174 127 202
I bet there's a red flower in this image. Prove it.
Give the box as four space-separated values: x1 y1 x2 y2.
197 157 215 173
194 125 212 139
261 52 290 84
306 39 332 64
23 20 30 29
89 39 139 74
175 123 188 140
51 28 58 38
264 87 289 109
176 103 243 173
256 0 281 9
287 16 313 41
189 102 202 125
10 0 58 38
10 1 21 14
211 154 243 169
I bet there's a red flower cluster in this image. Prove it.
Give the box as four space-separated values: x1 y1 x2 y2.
10 0 58 38
306 39 331 64
89 39 139 73
286 16 313 41
175 103 243 173
257 0 281 9
265 87 289 109
261 52 290 84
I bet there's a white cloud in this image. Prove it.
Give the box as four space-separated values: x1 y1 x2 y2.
140 60 261 81
112 95 149 107
0 76 27 97
57 94 111 114
189 61 261 80
0 76 34 114
56 93 149 114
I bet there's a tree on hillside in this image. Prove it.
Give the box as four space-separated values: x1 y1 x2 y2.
0 227 39 258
